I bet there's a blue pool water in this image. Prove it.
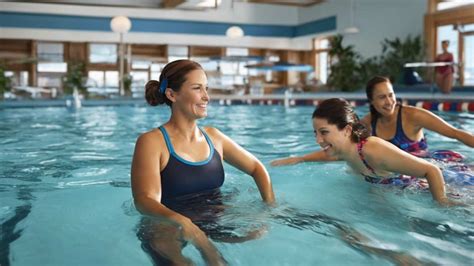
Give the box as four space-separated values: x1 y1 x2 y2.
1 105 473 265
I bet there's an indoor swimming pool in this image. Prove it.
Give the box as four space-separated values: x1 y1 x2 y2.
1 105 473 265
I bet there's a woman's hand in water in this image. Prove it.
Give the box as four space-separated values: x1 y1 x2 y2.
438 197 467 207
271 157 303 166
178 216 227 266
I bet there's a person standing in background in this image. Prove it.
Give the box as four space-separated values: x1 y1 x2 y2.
435 40 455 94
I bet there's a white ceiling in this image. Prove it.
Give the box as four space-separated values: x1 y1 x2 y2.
8 0 324 10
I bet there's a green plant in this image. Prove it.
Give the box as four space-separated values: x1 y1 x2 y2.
327 35 363 92
0 63 13 100
123 74 133 96
62 62 87 96
378 35 426 83
327 35 427 91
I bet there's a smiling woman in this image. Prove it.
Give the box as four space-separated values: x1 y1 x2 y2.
131 59 275 265
361 76 474 154
311 98 464 206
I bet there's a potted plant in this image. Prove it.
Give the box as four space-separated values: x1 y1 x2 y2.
379 35 426 84
0 63 12 100
62 62 87 97
327 35 363 92
123 74 133 97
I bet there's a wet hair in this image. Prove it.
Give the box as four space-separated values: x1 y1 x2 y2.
312 98 370 143
145 59 204 106
365 76 391 124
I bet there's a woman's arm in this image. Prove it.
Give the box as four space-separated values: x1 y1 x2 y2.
271 150 338 166
131 133 224 264
411 107 474 147
208 128 275 204
363 137 450 205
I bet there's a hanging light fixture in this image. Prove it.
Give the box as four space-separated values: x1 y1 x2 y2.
110 16 132 97
226 26 244 38
344 0 359 34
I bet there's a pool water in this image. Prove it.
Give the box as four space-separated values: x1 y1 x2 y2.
1 105 473 265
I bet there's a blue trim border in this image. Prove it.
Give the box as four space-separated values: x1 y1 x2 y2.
0 11 336 38
159 126 214 166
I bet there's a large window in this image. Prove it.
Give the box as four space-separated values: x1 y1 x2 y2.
314 38 330 84
168 45 189 62
437 0 474 10
464 33 474 85
89 44 117 63
87 70 119 95
36 42 66 90
436 25 458 61
37 42 63 62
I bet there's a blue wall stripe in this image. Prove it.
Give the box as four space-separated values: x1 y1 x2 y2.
0 11 335 38
295 16 336 37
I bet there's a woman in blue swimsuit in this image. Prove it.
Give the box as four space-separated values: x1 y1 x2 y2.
131 59 275 265
361 76 473 158
271 76 473 166
311 98 460 206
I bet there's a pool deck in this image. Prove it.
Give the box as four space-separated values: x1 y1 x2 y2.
1 91 474 112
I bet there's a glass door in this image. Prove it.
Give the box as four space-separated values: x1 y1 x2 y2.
461 32 474 85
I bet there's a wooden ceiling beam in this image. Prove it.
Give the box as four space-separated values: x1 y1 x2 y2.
244 0 324 7
161 0 186 8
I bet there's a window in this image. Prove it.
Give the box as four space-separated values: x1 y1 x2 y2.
38 74 62 87
131 60 151 70
87 71 118 87
88 71 105 87
37 42 63 62
226 47 248 56
37 62 67 73
36 42 66 89
437 0 474 10
5 71 28 87
437 25 458 62
151 63 165 80
168 45 188 62
105 71 119 87
314 38 331 84
196 59 218 72
89 44 117 63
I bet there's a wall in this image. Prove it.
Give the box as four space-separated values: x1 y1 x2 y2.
0 0 426 53
0 2 312 50
299 0 427 58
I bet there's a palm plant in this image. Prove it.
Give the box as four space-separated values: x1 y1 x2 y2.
327 35 363 91
63 62 87 96
379 35 426 83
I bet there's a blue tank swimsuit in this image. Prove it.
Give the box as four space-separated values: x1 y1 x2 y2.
159 126 225 203
371 104 428 155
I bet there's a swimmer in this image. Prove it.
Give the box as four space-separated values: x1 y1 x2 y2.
435 40 455 94
311 98 459 206
271 76 473 166
131 59 275 265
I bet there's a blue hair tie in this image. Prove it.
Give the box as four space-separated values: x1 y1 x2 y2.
159 79 168 94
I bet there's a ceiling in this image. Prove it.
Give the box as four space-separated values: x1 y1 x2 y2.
9 0 325 10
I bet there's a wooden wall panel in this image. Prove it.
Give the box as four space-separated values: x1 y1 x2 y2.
131 44 167 61
64 42 87 63
0 39 32 70
189 46 225 57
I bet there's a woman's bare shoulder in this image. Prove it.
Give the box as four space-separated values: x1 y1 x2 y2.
136 128 164 146
403 104 431 121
